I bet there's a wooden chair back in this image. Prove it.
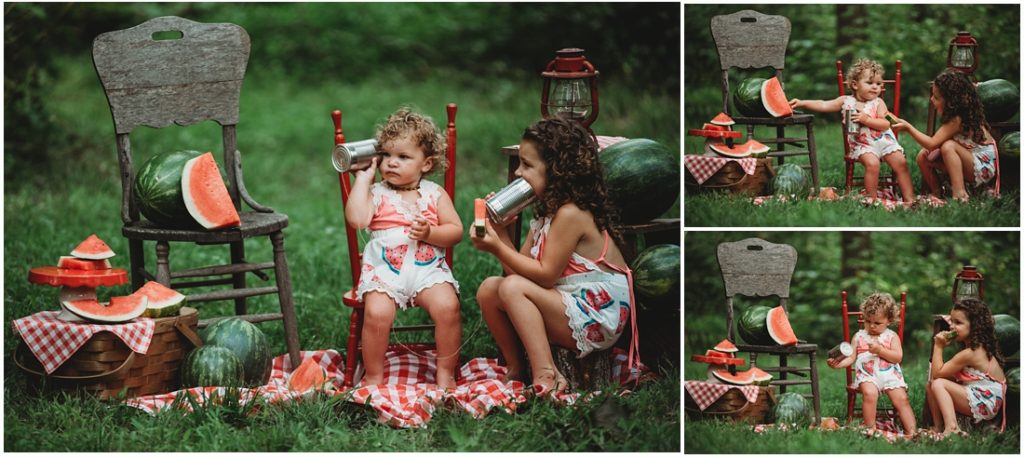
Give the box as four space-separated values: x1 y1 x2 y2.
710 9 792 114
93 16 249 224
717 237 797 342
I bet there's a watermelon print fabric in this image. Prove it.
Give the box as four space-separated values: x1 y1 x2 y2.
956 365 1005 422
841 96 904 161
356 180 458 309
528 217 632 357
852 329 907 391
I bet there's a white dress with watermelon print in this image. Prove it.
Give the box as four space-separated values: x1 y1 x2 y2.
528 217 632 357
842 96 904 160
355 180 458 310
852 328 907 392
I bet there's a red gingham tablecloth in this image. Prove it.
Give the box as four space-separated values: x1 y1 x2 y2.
12 311 155 374
684 155 758 185
596 135 629 150
684 380 760 411
126 347 648 429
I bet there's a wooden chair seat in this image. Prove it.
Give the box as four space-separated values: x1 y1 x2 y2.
123 211 289 242
735 343 818 354
729 114 815 125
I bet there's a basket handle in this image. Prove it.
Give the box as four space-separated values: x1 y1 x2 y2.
13 341 136 383
174 317 203 348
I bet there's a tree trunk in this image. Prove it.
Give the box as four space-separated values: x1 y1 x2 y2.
835 5 870 66
840 231 873 299
552 346 613 392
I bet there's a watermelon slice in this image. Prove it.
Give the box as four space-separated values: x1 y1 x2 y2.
707 141 752 158
181 152 241 230
713 339 738 353
70 234 115 260
135 281 187 318
745 140 770 155
709 112 735 126
57 256 111 270
745 367 774 386
712 369 755 385
701 123 727 131
761 77 793 117
61 294 148 323
766 305 798 346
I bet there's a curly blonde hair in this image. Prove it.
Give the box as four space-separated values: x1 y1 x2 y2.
846 58 884 92
860 292 899 322
375 106 447 174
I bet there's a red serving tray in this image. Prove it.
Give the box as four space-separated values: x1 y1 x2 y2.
690 353 745 366
687 129 742 138
28 266 128 288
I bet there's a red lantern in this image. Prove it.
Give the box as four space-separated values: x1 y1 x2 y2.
953 265 984 303
540 48 600 131
946 31 979 76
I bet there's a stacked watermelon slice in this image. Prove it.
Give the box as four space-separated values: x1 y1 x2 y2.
689 112 772 159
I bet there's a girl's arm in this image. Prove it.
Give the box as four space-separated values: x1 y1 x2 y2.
343 158 378 229
930 332 971 379
412 190 463 247
828 351 856 369
872 334 903 364
893 115 962 151
481 205 584 288
856 99 893 132
788 96 845 113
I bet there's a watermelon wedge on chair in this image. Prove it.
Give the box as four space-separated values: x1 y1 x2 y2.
181 152 241 230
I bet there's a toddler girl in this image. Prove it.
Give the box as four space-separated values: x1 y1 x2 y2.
345 107 463 389
891 70 997 202
789 58 914 207
926 298 1006 438
828 292 916 437
471 117 637 394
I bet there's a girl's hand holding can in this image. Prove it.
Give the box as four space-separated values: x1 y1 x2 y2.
409 216 431 241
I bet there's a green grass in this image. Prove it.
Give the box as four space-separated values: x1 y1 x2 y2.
684 122 1021 227
683 355 1020 453
3 56 680 452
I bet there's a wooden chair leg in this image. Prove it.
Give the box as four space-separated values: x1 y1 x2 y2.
155 241 171 286
779 353 788 394
848 391 856 424
809 351 821 424
270 231 300 367
129 239 145 290
343 308 363 387
231 241 247 316
806 123 819 194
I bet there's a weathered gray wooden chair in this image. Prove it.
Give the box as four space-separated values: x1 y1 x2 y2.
93 16 300 366
717 237 820 424
711 9 820 194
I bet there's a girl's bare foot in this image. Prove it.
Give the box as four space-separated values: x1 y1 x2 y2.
360 374 384 387
533 367 569 396
436 370 457 390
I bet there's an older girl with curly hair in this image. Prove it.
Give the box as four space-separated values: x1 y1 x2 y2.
471 116 637 395
890 70 998 201
926 298 1007 438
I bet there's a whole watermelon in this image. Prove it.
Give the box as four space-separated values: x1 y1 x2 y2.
201 318 273 387
631 244 680 306
134 150 204 228
600 139 680 224
977 79 1020 123
1007 367 1020 395
772 392 813 426
738 305 773 345
733 77 770 117
772 163 810 197
998 131 1020 158
993 314 1020 358
181 345 245 388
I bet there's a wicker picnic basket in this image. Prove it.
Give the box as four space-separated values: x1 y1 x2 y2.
685 158 775 196
14 307 201 400
685 385 777 424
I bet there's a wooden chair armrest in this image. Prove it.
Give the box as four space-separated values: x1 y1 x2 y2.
232 149 274 213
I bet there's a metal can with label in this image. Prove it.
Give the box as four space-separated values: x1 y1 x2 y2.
485 178 537 225
332 139 379 172
845 109 858 135
828 342 853 359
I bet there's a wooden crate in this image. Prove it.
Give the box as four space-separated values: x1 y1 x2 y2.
15 307 201 399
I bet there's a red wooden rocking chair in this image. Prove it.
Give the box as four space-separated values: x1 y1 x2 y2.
840 290 907 428
836 60 903 195
332 104 458 388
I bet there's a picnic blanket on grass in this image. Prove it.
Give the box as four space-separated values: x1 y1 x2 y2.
126 347 647 428
753 188 947 211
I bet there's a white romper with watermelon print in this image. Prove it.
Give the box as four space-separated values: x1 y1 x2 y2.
852 328 907 392
355 180 458 310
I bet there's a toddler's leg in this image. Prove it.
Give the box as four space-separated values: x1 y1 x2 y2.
883 151 915 205
416 283 461 390
360 292 397 386
929 378 972 434
859 382 879 429
916 148 942 197
858 153 881 200
496 275 577 392
886 388 917 437
477 276 527 381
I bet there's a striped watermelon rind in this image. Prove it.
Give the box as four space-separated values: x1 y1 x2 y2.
61 294 148 323
135 281 187 318
181 345 245 388
600 138 680 225
737 305 773 345
773 392 813 425
200 318 273 387
999 131 1020 158
772 163 810 197
977 79 1019 123
734 77 769 117
134 150 204 228
631 244 680 306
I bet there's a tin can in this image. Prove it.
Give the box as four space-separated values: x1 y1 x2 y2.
332 139 379 172
485 178 537 225
828 342 853 359
844 109 858 134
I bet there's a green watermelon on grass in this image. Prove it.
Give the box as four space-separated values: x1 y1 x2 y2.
998 131 1019 158
631 244 680 307
772 392 813 426
181 345 245 388
977 79 1020 123
993 314 1020 357
772 163 810 198
600 138 679 225
200 318 273 387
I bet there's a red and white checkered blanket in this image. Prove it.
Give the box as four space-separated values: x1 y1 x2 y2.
12 311 155 374
684 380 760 411
684 155 758 185
125 347 647 428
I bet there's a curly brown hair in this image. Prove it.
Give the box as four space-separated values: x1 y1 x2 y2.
375 106 447 175
860 292 899 322
522 116 623 245
846 58 884 93
953 298 1004 366
933 70 991 144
